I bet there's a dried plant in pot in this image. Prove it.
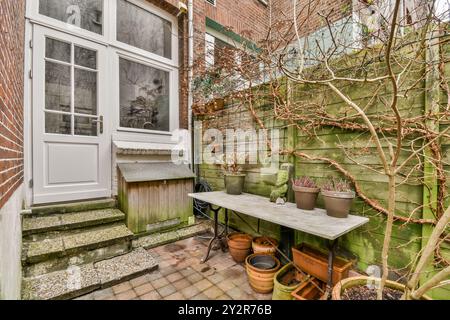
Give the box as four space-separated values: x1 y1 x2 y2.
221 153 246 195
292 176 320 210
321 178 355 218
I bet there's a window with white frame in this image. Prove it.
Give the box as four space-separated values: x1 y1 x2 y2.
30 0 179 134
205 28 264 87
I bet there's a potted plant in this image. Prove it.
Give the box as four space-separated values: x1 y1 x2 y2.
332 276 431 300
222 153 246 195
292 176 320 210
321 178 355 218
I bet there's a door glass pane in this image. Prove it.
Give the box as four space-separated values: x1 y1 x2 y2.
75 68 97 115
119 58 170 132
75 46 97 69
75 116 98 136
45 61 71 112
46 38 71 63
45 112 71 134
39 0 103 35
117 0 172 59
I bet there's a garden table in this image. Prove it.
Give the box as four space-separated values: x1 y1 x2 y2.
188 191 369 290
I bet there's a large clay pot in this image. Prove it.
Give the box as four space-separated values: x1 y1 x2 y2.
245 253 281 294
321 190 355 218
224 174 246 195
252 236 279 255
293 185 320 210
292 243 352 285
226 232 252 263
332 276 432 300
272 263 302 300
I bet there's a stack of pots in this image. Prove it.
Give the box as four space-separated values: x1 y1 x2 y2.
245 253 281 294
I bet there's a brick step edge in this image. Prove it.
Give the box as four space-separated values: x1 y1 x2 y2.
132 220 212 250
22 209 125 236
22 248 158 300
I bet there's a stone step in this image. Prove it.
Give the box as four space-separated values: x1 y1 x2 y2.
28 198 117 216
22 248 158 300
23 209 125 236
23 224 134 265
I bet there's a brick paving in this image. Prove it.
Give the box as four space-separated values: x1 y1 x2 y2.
76 236 273 300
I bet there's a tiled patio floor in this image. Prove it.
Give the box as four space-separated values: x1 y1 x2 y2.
76 235 272 300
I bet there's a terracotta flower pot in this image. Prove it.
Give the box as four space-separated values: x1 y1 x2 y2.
226 232 253 263
291 277 327 300
292 243 352 285
293 185 320 210
321 190 355 218
224 174 246 195
252 236 279 255
332 276 432 300
245 253 281 294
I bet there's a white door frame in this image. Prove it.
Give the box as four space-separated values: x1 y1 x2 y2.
32 25 111 204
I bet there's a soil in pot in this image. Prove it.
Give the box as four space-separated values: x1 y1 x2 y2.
332 276 432 300
252 236 279 255
321 190 355 218
227 232 252 263
224 174 246 195
342 285 402 300
246 253 281 294
293 186 320 210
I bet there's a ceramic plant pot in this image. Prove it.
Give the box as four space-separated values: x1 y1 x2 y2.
245 253 281 294
291 277 327 300
292 243 352 285
332 276 432 300
252 236 279 255
321 190 355 218
272 263 302 300
293 185 320 210
226 232 253 263
224 174 246 195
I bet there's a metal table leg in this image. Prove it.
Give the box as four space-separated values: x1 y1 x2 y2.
326 239 338 295
202 205 227 263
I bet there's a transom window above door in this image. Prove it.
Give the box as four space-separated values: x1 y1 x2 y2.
116 0 172 59
39 0 104 35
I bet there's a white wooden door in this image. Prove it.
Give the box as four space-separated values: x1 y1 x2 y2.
32 25 111 204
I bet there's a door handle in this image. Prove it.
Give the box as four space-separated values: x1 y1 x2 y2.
92 115 104 134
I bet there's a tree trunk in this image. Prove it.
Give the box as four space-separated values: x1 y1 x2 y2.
377 174 396 300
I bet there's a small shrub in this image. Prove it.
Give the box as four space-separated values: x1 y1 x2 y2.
292 176 318 188
322 177 353 192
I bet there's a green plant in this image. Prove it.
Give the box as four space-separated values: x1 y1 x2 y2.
292 176 317 188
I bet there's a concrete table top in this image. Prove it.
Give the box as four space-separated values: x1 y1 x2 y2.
189 191 369 240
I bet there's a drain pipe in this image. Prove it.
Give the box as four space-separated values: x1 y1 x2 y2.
187 0 197 178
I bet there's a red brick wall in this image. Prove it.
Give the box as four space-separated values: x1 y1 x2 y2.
0 0 25 209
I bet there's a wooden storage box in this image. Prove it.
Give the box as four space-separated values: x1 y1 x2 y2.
118 162 195 234
292 243 352 285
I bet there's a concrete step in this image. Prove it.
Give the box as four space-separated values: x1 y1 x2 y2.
23 224 134 266
23 209 125 236
28 198 117 216
22 248 158 300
